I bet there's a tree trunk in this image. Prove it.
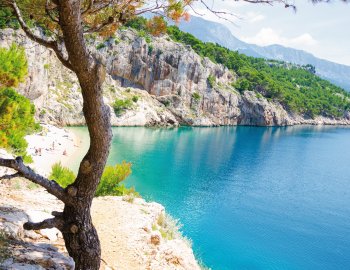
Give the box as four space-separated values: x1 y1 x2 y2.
62 204 101 270
2 1 113 269
57 1 112 269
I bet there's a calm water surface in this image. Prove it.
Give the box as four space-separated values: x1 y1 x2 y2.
69 126 350 270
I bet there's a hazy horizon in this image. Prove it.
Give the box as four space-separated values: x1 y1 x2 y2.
190 0 350 66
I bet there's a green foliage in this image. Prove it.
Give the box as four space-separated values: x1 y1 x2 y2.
148 44 154 55
153 213 183 241
163 100 171 107
145 35 152 44
23 154 33 164
0 7 19 30
0 44 28 88
192 92 201 101
0 88 39 156
234 78 251 93
95 161 134 196
113 98 133 116
96 43 106 50
0 45 39 158
132 95 139 102
43 63 50 70
39 109 46 117
163 25 350 118
137 29 152 44
49 161 136 197
207 75 215 88
49 162 76 188
125 16 148 31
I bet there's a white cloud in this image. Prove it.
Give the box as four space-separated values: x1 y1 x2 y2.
245 12 265 23
241 28 318 49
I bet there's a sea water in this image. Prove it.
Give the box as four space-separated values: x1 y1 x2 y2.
69 126 350 270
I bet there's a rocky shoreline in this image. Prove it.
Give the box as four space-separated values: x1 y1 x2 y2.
0 178 201 270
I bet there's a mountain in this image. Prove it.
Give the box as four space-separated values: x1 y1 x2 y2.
178 16 350 91
2 25 350 128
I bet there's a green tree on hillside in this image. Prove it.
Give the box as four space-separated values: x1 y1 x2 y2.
164 24 350 118
0 44 38 160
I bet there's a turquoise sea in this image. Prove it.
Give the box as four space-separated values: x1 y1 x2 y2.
69 126 350 270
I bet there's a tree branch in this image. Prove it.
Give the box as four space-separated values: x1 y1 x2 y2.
24 217 64 231
82 0 94 15
45 0 59 23
0 172 21 180
0 157 73 205
10 0 74 71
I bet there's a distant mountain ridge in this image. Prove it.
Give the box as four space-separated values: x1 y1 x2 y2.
178 16 350 91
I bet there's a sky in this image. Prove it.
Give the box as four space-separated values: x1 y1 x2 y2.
190 0 350 66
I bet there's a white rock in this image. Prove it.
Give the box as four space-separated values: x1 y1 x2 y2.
26 210 60 241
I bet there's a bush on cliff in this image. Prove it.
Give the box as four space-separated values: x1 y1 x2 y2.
113 98 133 116
49 161 137 197
95 161 136 197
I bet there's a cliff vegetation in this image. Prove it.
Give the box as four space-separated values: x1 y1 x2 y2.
127 17 350 118
0 44 39 161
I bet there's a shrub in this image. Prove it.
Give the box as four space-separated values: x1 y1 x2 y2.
49 162 75 188
145 36 152 44
39 109 46 117
192 92 201 101
234 78 251 93
153 213 183 241
113 98 133 116
0 87 39 157
0 45 39 159
163 100 171 107
23 154 33 164
49 162 137 197
138 29 146 38
207 75 215 88
148 44 154 55
132 95 139 103
96 43 106 50
0 8 19 30
95 161 133 196
0 44 28 88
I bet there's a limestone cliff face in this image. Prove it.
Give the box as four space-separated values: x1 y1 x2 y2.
1 28 349 126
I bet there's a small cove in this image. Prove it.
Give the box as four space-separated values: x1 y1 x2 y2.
68 126 350 270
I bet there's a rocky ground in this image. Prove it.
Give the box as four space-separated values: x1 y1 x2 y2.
0 178 201 270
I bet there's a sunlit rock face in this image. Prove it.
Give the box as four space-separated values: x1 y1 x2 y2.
1 28 349 126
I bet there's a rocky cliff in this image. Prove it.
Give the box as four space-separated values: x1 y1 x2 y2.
1 28 349 126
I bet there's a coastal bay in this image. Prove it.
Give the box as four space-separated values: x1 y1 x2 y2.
69 126 350 270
